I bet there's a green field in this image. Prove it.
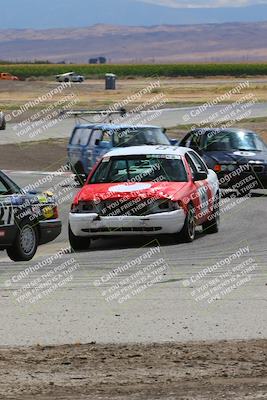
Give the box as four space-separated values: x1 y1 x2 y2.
1 63 267 79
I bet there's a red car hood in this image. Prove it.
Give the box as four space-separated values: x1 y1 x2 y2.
75 181 190 203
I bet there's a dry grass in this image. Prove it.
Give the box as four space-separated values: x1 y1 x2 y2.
1 78 267 118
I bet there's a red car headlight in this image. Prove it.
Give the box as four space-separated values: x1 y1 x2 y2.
71 201 98 213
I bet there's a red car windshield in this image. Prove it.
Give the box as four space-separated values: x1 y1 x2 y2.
89 155 188 183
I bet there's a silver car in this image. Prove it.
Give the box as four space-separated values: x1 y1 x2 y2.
56 72 84 83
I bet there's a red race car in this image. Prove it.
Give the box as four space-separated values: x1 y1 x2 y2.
69 146 220 250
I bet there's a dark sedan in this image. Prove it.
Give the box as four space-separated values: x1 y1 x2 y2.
0 170 61 261
180 128 267 192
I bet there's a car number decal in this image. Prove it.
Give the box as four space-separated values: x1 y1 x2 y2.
109 183 152 193
233 151 256 157
0 203 14 226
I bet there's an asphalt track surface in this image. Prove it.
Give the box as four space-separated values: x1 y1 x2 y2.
0 172 266 346
1 102 267 145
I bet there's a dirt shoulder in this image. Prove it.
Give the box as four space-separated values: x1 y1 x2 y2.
0 138 68 171
0 340 266 400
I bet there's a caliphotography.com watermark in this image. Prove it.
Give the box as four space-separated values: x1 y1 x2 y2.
3 247 78 310
93 241 170 308
5 82 79 141
21 162 76 208
182 244 260 307
179 163 261 227
182 81 256 125
94 79 169 128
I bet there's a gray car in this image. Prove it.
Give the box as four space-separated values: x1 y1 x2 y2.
0 111 6 130
56 72 84 83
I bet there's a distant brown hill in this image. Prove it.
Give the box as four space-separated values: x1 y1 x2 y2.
0 22 267 63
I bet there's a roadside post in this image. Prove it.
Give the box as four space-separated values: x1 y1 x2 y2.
105 73 117 90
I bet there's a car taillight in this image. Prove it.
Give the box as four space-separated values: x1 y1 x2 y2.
42 205 58 220
53 206 59 219
214 164 222 172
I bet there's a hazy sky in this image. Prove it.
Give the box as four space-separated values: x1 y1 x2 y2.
138 0 267 7
1 0 267 29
